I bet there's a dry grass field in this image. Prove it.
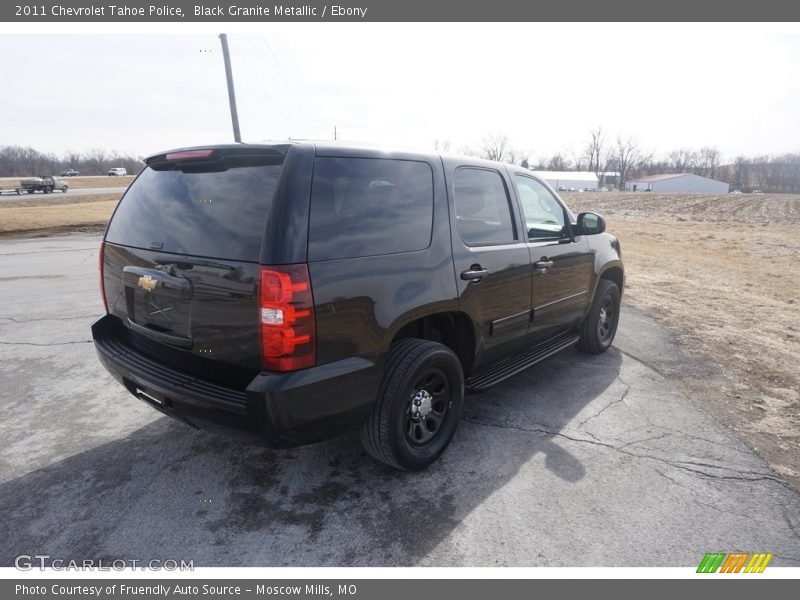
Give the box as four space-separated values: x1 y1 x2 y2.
563 191 800 487
1 189 798 487
0 194 120 236
63 175 135 189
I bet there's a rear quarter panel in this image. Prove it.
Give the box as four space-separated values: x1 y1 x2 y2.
308 151 459 365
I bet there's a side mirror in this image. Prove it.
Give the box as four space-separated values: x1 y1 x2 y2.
577 212 606 235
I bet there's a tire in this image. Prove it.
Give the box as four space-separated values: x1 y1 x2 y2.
44 186 53 194
361 338 464 471
62 187 68 193
577 279 621 354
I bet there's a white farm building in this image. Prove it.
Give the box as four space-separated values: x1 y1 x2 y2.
625 173 730 193
534 171 598 191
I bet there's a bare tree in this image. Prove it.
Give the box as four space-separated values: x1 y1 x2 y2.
83 148 109 174
65 149 82 169
546 152 571 171
0 145 59 176
527 156 547 170
561 142 587 170
477 133 527 165
479 133 511 162
730 156 750 190
582 126 609 174
505 147 528 166
0 145 144 177
613 136 651 190
668 148 697 173
457 145 479 157
433 139 451 153
698 146 721 178
625 149 800 193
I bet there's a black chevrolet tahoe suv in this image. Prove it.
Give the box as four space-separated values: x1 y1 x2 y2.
93 142 624 470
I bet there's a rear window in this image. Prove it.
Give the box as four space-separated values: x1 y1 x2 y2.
105 158 283 261
308 157 434 261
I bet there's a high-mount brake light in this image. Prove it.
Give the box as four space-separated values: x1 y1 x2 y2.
165 149 215 161
260 265 316 371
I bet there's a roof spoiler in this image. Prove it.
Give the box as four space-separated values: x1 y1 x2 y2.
145 144 289 167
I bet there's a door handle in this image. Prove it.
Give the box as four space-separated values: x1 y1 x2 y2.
534 260 554 273
460 266 489 282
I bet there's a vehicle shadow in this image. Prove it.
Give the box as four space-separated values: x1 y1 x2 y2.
0 347 622 567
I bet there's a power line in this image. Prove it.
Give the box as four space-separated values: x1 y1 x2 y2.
248 34 328 139
245 35 315 136
266 35 324 120
239 36 309 136
227 37 304 137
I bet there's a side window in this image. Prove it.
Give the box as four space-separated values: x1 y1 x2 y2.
513 176 567 240
308 157 434 261
453 168 516 246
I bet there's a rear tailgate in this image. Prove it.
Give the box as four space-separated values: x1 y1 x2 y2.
101 147 286 377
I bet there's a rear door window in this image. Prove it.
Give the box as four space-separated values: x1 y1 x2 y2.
308 157 434 261
105 157 283 261
453 168 517 245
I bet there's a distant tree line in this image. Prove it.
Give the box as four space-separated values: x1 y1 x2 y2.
0 146 144 177
446 128 800 193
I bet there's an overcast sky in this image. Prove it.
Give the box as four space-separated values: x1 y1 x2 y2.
2 24 799 162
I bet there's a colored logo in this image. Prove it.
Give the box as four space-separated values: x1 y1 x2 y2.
137 274 158 292
697 552 773 573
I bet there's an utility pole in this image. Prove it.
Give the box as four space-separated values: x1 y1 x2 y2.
218 33 242 143
334 126 337 141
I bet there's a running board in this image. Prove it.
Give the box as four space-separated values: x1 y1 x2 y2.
465 330 580 392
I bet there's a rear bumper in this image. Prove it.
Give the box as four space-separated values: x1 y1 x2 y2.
92 315 383 447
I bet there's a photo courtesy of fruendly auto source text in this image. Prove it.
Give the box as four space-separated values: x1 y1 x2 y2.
0 0 799 597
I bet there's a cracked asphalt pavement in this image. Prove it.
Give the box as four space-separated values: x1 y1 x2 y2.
1 234 799 566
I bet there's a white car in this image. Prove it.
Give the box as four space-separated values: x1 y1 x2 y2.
108 167 128 176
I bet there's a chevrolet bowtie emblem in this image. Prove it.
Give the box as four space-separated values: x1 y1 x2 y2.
137 275 158 292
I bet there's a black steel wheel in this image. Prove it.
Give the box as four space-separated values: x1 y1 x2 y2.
578 279 620 354
405 367 451 446
361 338 464 470
598 294 615 342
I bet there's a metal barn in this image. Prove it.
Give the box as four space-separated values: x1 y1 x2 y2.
533 171 599 191
625 173 730 193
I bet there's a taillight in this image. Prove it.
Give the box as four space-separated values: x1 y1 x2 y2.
98 241 108 313
260 264 316 371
